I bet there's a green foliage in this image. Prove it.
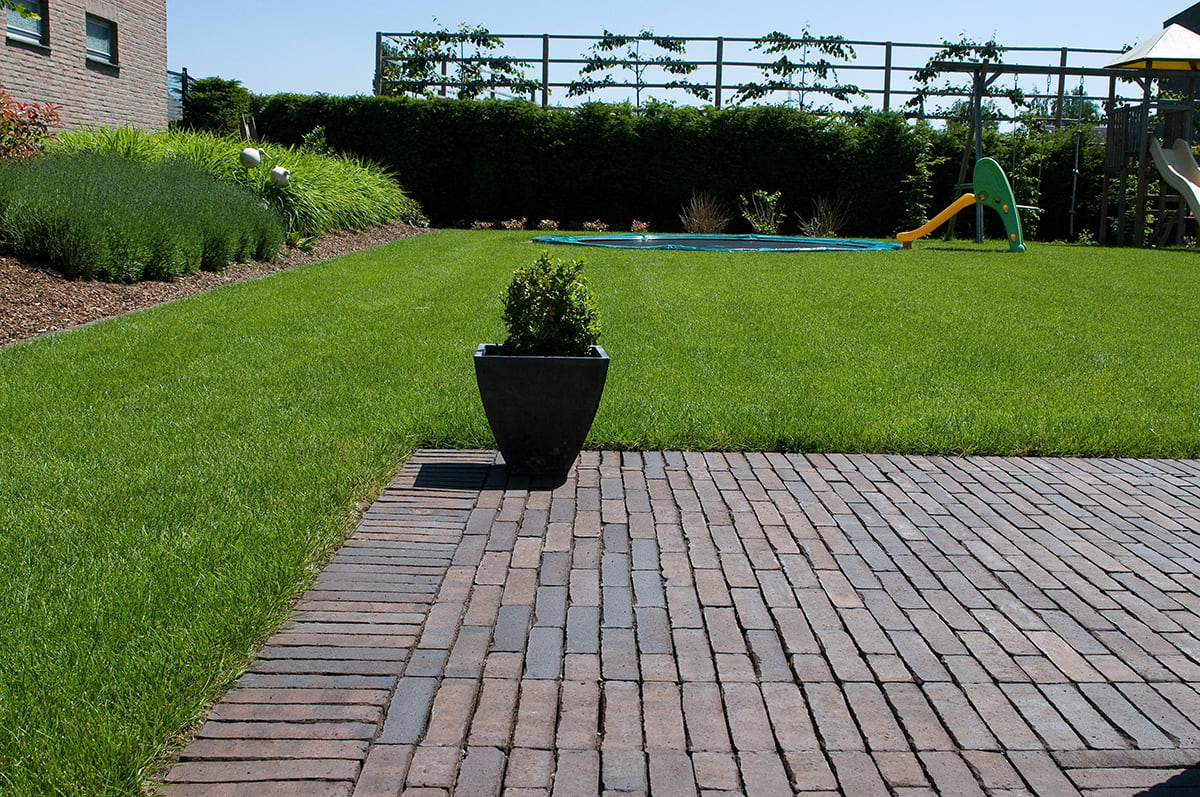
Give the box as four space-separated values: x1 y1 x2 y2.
501 251 600 356
0 151 284 281
739 189 784 234
734 28 865 108
0 86 60 161
380 24 538 100
182 77 253 136
251 93 1102 241
51 126 428 235
567 30 708 108
906 37 1023 117
300 124 331 154
900 122 945 229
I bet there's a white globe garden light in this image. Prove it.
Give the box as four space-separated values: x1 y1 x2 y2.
239 147 263 169
238 146 290 185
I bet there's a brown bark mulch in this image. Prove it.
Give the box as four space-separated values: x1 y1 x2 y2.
0 221 429 347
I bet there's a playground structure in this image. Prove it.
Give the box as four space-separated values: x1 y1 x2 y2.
1101 102 1200 246
898 158 1026 252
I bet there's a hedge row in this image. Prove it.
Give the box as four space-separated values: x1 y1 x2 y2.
252 95 1104 241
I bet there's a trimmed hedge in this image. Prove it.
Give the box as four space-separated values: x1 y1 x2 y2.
253 94 1104 240
0 151 285 281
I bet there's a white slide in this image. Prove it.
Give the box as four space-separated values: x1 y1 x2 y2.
1149 137 1200 222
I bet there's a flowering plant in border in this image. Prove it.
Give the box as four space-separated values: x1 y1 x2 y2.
0 86 61 161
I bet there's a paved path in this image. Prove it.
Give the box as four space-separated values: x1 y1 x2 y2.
165 450 1200 796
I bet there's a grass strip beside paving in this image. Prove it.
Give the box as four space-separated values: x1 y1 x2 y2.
1 230 1199 792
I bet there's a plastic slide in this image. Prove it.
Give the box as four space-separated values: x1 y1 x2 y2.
898 157 1026 252
1149 137 1200 223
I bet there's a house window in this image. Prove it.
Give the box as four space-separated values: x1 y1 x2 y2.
85 14 114 63
6 0 46 45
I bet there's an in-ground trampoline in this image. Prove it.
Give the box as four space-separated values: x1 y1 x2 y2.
532 233 902 252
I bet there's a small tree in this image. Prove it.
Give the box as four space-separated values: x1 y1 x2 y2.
182 77 251 136
567 30 709 109
381 24 538 100
905 36 1023 119
734 28 864 109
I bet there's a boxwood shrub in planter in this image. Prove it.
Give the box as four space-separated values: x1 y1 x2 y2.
475 251 608 477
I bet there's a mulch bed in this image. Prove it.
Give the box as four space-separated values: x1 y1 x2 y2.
0 221 429 347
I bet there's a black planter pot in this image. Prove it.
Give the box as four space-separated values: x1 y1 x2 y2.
474 344 609 476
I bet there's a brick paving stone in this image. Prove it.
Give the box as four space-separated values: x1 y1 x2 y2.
556 681 600 750
168 451 1200 796
352 744 413 797
455 746 506 796
600 749 647 791
551 750 599 797
872 750 929 788
642 682 688 751
513 680 559 749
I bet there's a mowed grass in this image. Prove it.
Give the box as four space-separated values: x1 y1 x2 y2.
1 230 1199 792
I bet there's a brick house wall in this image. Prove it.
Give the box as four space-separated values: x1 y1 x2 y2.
0 0 167 129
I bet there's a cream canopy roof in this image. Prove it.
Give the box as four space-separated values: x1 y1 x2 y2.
1106 23 1200 70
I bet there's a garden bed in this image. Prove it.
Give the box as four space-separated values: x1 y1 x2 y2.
0 220 427 346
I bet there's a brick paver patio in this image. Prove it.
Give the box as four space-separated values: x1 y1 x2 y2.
165 450 1200 796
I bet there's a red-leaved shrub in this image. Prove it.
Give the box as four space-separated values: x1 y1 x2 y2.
0 85 61 161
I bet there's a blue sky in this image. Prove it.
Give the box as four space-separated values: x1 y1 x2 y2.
168 0 1189 101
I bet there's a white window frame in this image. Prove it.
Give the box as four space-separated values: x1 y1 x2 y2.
85 13 115 64
6 0 46 46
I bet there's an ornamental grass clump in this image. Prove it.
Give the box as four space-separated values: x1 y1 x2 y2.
500 251 600 356
0 151 285 281
51 126 428 236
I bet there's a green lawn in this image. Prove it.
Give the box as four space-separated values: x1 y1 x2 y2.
2 230 1199 793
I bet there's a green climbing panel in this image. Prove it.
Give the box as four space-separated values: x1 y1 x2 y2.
972 157 1025 253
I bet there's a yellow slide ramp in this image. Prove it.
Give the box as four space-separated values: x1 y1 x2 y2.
897 193 977 248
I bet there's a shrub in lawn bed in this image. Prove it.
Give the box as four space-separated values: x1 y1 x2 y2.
0 151 285 281
53 127 428 236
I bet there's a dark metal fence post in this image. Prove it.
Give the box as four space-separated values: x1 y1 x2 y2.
883 42 892 112
374 33 383 95
440 60 447 97
1055 47 1068 127
715 37 724 109
542 34 550 107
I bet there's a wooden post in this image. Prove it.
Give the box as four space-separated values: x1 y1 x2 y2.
974 69 985 243
1134 70 1152 247
1054 48 1068 128
1189 78 1197 146
883 42 893 112
1099 76 1116 245
542 34 550 107
715 37 724 109
374 33 383 95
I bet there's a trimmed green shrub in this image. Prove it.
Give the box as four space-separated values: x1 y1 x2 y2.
182 77 253 136
0 151 285 281
52 127 428 236
501 251 600 356
251 93 1104 241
